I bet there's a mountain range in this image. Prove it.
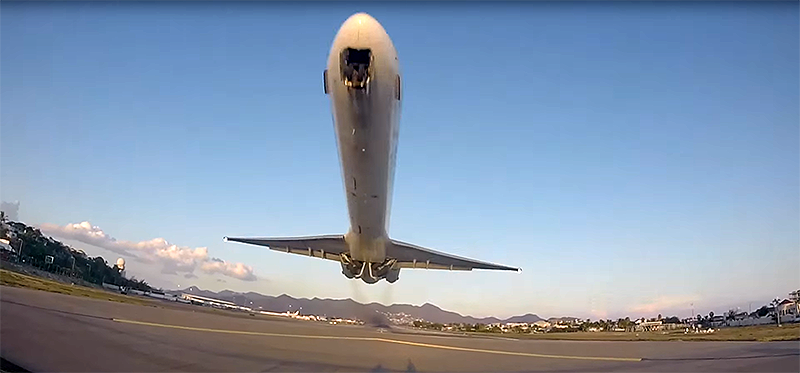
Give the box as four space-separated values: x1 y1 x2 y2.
178 286 575 325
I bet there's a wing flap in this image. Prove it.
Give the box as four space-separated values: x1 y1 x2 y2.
223 235 347 262
387 239 520 272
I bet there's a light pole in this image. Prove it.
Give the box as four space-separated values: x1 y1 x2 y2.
772 297 782 327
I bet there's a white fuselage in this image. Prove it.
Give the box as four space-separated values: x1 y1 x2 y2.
224 13 516 283
326 13 401 264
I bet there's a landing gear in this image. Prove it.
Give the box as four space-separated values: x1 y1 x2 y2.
340 261 355 279
385 268 400 283
339 254 400 284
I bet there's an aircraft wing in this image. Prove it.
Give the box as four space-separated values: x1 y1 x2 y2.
387 239 521 272
224 235 520 272
223 235 347 262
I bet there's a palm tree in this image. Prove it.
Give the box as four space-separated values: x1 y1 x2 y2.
771 298 782 326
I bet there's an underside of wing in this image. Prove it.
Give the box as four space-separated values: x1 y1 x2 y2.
387 239 521 272
223 235 347 262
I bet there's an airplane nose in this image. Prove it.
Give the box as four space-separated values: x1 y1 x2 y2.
346 12 378 28
340 12 385 38
333 13 385 91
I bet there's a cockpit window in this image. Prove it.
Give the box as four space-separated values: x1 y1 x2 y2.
341 48 371 89
345 48 370 65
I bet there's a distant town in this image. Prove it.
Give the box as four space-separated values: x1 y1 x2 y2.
2 213 799 336
77 284 800 337
404 295 800 335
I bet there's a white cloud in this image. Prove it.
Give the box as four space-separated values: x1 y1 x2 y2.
200 258 257 281
40 221 257 281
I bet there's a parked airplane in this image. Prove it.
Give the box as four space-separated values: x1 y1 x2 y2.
225 12 520 284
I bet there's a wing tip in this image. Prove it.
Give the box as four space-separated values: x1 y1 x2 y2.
223 236 229 242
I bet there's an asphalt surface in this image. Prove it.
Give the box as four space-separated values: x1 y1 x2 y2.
1 286 798 372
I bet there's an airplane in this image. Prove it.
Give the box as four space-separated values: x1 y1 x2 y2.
224 12 520 284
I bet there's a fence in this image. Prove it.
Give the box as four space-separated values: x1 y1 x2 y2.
9 254 82 277
721 315 800 327
1 255 101 289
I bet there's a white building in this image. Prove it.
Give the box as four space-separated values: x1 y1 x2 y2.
532 320 551 329
181 293 242 310
635 320 663 332
777 299 800 319
0 238 12 252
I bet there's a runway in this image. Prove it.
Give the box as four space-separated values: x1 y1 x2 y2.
1 286 798 372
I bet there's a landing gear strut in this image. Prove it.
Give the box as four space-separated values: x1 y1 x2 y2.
339 254 400 284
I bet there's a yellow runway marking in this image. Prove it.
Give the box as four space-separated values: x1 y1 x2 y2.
112 318 642 362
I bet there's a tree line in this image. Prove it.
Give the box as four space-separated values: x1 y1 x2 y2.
412 315 691 334
1 215 153 292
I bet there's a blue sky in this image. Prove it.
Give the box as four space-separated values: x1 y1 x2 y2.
2 2 798 320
